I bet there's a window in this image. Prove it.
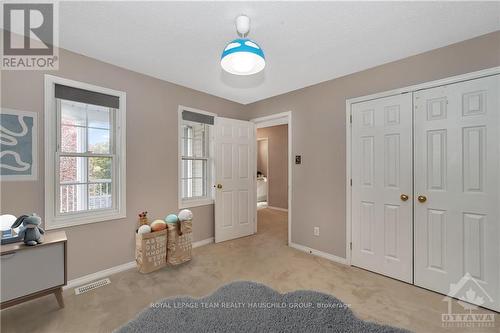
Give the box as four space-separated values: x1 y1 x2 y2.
45 75 126 229
58 100 113 213
179 107 215 208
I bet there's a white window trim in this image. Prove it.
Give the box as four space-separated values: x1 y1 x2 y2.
178 105 216 209
44 75 127 230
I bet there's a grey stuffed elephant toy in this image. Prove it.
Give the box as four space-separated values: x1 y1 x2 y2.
11 214 45 246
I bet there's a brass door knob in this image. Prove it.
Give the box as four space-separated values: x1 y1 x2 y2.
417 195 427 203
400 194 409 201
217 184 223 189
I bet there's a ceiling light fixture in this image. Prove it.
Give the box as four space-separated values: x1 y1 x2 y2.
221 15 265 76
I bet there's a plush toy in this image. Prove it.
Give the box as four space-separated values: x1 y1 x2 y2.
138 224 151 235
164 214 178 224
11 214 44 246
178 209 193 221
138 211 149 226
150 220 166 232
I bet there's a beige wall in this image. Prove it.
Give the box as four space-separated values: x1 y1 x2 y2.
0 47 245 280
257 139 268 177
257 125 288 209
246 31 500 258
2 31 499 280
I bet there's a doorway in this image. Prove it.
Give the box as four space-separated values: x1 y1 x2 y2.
256 138 269 209
252 112 292 245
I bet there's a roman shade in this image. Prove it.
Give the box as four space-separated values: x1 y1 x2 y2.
182 110 214 125
55 84 120 109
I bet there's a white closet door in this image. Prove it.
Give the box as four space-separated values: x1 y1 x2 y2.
214 117 256 243
414 75 500 311
351 93 413 283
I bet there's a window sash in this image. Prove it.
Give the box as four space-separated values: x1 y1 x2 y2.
181 157 208 199
57 99 116 155
181 121 209 159
180 120 210 201
56 154 115 213
55 98 117 216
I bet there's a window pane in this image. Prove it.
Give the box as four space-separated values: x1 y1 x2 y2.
89 182 112 210
61 100 86 126
88 128 110 154
182 138 205 157
192 178 204 197
181 123 206 157
181 159 206 198
61 125 86 153
182 124 192 139
181 179 192 198
87 106 111 129
89 157 112 182
59 157 87 183
181 138 190 156
59 183 87 213
181 178 205 198
181 159 205 178
192 138 204 157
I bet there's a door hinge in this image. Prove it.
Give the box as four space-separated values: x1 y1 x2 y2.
349 114 352 124
350 179 352 186
350 242 352 250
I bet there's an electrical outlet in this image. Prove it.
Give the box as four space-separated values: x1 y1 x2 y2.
314 227 320 236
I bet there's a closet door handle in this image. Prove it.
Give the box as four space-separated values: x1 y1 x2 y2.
400 194 409 201
417 195 427 203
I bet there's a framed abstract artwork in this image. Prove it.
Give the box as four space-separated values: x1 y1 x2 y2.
0 108 38 181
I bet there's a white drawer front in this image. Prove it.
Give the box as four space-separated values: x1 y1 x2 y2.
1 243 65 302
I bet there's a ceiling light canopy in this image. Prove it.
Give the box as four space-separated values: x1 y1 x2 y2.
221 15 265 76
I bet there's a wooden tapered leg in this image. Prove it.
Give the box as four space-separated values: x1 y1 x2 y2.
54 288 64 308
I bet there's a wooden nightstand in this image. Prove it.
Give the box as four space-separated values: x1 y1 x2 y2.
0 231 67 309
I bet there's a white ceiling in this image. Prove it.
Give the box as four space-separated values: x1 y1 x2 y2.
59 1 500 104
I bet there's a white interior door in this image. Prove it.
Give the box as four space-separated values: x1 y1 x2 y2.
351 93 413 283
214 117 256 243
414 75 500 311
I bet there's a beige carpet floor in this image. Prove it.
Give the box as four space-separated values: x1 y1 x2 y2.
1 208 498 332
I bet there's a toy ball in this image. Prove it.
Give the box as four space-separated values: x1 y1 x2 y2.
137 225 151 234
178 209 193 221
150 219 166 232
164 214 178 224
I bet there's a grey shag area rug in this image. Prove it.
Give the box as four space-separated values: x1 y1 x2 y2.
116 281 410 332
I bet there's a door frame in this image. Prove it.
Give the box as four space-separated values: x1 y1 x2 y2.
251 111 292 246
345 66 500 266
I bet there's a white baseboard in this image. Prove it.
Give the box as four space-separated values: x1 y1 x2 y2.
192 237 214 248
65 261 136 290
289 242 348 266
65 237 215 290
267 206 288 212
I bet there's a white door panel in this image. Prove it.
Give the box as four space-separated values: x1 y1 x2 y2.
414 74 500 312
215 117 255 243
351 93 413 283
